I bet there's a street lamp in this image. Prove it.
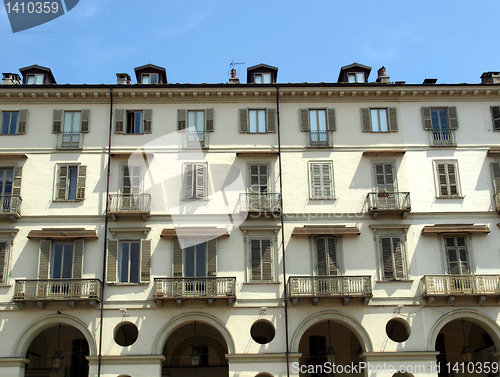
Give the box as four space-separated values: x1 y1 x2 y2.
190 321 200 367
461 319 473 363
326 320 337 366
52 323 63 374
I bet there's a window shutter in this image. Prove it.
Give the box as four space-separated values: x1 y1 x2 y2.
140 239 151 283
12 167 22 197
261 239 272 281
76 165 87 200
143 109 152 134
239 109 248 133
207 239 217 276
392 238 405 279
361 108 371 132
177 109 187 130
447 107 458 129
374 163 394 192
38 240 51 279
446 163 458 196
18 110 28 134
122 166 131 196
173 239 182 277
205 108 214 132
185 164 194 199
327 108 336 131
106 240 118 283
388 108 398 132
195 163 205 199
251 239 262 281
53 110 63 133
73 239 84 279
490 106 500 130
380 237 394 280
327 237 338 276
491 162 500 193
266 108 276 132
322 164 332 198
57 166 68 200
115 109 125 134
316 237 327 275
299 109 309 131
80 109 90 133
0 242 7 283
457 237 470 274
421 107 432 130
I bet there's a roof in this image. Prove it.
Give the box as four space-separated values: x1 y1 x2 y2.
134 64 167 83
19 64 56 83
247 63 278 72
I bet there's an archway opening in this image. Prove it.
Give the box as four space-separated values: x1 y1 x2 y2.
162 321 229 377
435 318 497 377
25 324 89 377
298 320 364 377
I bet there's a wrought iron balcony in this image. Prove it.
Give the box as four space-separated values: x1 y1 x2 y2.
57 131 83 149
429 129 456 146
421 275 500 303
14 279 102 309
306 130 333 148
494 191 500 212
367 192 411 218
185 130 208 148
108 194 151 220
153 277 236 306
0 195 21 221
240 193 281 216
288 276 372 305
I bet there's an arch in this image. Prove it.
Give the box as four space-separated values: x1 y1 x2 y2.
255 373 274 377
290 310 373 353
152 312 235 355
427 309 500 351
170 335 226 367
14 314 97 358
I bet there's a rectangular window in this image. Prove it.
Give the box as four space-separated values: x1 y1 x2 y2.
61 111 81 148
27 74 44 85
119 241 141 283
250 238 273 282
434 161 461 197
309 162 334 199
422 107 458 145
141 73 159 84
184 241 206 277
126 111 143 134
373 163 395 192
491 162 500 194
490 106 500 131
379 236 406 280
249 110 266 133
239 109 276 133
56 165 86 201
185 163 206 199
361 108 397 132
51 242 74 279
300 108 335 147
1 112 18 135
254 73 271 84
348 72 365 83
444 236 470 274
315 236 338 275
0 241 9 284
370 109 388 132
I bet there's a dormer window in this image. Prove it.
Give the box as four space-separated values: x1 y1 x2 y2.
141 73 159 84
26 74 44 85
254 73 271 84
348 72 365 83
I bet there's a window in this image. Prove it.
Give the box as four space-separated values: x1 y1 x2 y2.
299 108 336 147
184 241 206 277
141 73 159 84
360 108 398 132
185 163 206 199
55 165 87 201
491 162 500 199
127 111 143 134
239 108 276 133
119 241 140 283
348 72 365 83
27 74 44 85
378 236 406 280
1 110 27 135
373 163 395 192
250 238 273 282
444 236 470 274
309 162 334 199
114 109 152 134
53 110 89 134
51 242 74 279
314 236 339 275
0 167 21 212
434 161 461 198
0 241 9 284
249 163 269 194
172 238 217 278
177 109 214 146
106 238 151 284
38 239 84 280
490 106 500 130
421 107 458 145
120 165 144 210
254 73 271 84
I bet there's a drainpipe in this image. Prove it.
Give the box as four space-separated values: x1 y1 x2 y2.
276 85 290 377
98 87 113 377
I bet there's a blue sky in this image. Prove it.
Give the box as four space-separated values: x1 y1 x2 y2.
1 0 498 85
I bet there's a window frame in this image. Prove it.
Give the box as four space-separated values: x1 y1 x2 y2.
312 236 342 276
248 162 271 194
1 111 19 135
0 240 10 285
308 161 335 200
433 160 462 198
50 241 75 279
184 162 207 200
371 161 397 192
347 72 365 83
370 108 389 132
141 73 159 84
248 109 267 133
118 240 141 283
254 73 271 84
54 164 86 201
125 110 143 134
490 106 500 131
376 234 408 281
248 236 275 282
183 240 207 278
27 74 44 85
441 235 473 275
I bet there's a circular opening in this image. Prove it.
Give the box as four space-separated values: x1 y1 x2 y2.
251 320 275 344
114 322 138 347
386 318 410 342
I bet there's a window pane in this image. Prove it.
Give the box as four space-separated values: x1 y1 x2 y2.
1 112 10 135
151 74 159 84
72 112 81 132
52 243 63 279
130 242 140 283
309 110 318 132
62 243 73 278
356 72 364 83
119 243 130 283
348 74 355 83
195 111 204 132
370 109 380 132
142 75 150 84
35 75 44 84
196 243 206 277
185 246 195 277
68 167 78 200
257 110 266 133
263 73 271 84
9 112 18 134
317 110 326 131
64 112 73 133
379 109 388 132
3 169 12 195
249 110 257 133
134 112 142 134
255 74 262 84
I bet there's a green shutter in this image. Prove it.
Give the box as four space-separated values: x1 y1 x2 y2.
388 108 398 132
107 240 118 283
491 162 500 193
239 109 248 133
447 107 458 129
327 108 336 131
327 237 338 276
490 106 500 130
115 109 125 134
207 239 217 276
53 110 63 133
76 165 86 200
140 239 151 283
299 109 309 131
261 239 272 281
392 238 405 280
143 109 152 133
38 240 51 279
361 108 371 132
173 239 182 277
177 109 187 130
421 107 432 130
316 237 327 275
380 237 394 280
18 110 27 134
0 242 7 283
73 239 84 279
12 167 22 197
267 108 276 132
250 239 262 281
80 109 90 133
205 108 214 132
57 166 68 200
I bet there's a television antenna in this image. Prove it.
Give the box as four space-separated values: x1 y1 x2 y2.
229 59 245 78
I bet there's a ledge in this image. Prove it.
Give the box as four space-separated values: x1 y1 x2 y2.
226 353 302 363
236 151 279 157
421 224 490 235
292 225 360 237
87 355 165 366
362 149 406 156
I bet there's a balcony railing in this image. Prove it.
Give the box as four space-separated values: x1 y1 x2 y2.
494 191 500 212
0 194 21 220
430 129 456 146
288 276 372 305
154 277 236 306
108 194 151 220
240 193 281 214
14 279 102 308
57 131 83 149
185 130 208 148
367 192 411 218
421 275 500 301
307 130 333 147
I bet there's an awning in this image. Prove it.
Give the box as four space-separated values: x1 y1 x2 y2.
292 226 360 237
487 148 500 156
28 229 98 239
110 152 153 159
0 153 28 160
161 228 230 238
362 150 405 157
236 151 279 157
421 224 490 235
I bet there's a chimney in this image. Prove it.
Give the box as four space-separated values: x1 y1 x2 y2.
2 73 21 85
229 68 239 84
116 73 131 85
376 66 390 83
481 72 500 84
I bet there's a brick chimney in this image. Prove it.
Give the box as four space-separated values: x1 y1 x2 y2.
376 66 390 83
481 72 500 84
229 68 239 84
2 73 21 85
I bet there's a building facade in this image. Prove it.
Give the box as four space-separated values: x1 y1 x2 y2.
0 63 499 377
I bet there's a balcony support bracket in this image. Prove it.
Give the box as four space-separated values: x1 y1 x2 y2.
89 300 98 308
207 298 214 307
477 295 486 304
8 214 17 222
15 302 24 310
68 300 77 309
227 297 235 307
37 301 46 310
291 298 298 306
446 295 456 304
371 211 378 219
343 297 350 306
155 299 163 307
311 297 319 306
425 296 435 304
363 297 371 305
176 299 183 307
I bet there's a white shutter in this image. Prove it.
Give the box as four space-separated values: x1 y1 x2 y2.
195 163 205 199
491 162 500 193
185 164 194 199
